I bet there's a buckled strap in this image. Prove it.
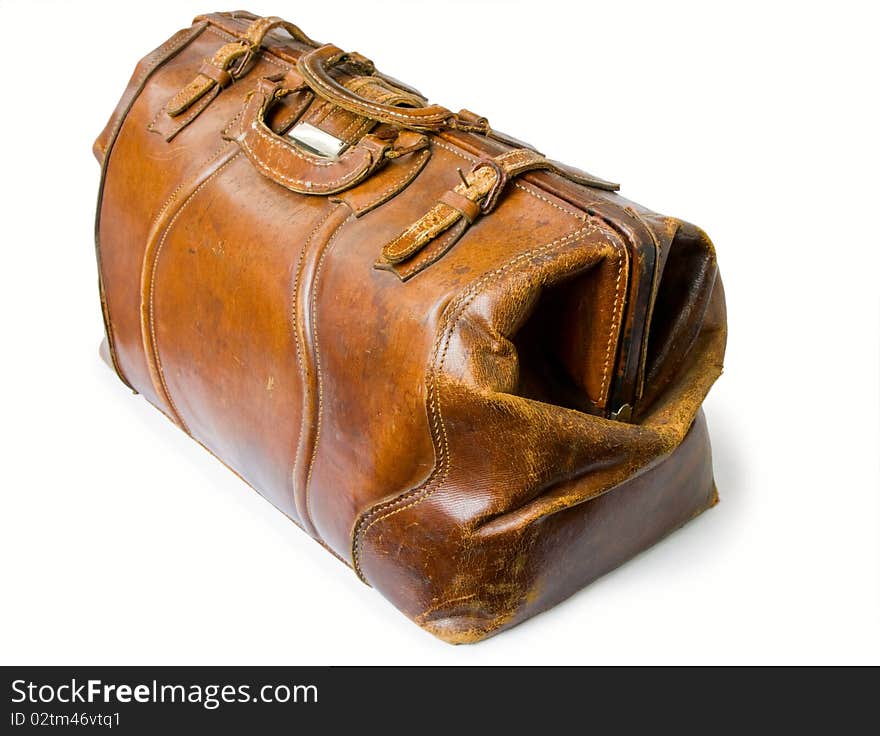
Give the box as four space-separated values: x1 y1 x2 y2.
242 15 318 48
165 40 253 116
226 77 429 196
163 15 319 119
197 61 233 89
381 149 555 264
439 189 480 223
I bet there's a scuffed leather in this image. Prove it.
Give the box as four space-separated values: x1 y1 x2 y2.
94 11 727 643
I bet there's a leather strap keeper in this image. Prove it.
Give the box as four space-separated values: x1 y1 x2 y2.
439 189 481 223
197 62 233 89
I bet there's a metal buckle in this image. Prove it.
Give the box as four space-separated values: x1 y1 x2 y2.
610 404 633 422
228 41 256 80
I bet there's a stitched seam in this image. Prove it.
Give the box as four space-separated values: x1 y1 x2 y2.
430 138 478 162
423 136 623 404
252 118 339 166
338 114 363 141
337 111 368 142
147 105 166 131
514 182 585 220
352 223 598 578
204 26 287 69
353 149 429 214
275 99 310 133
396 223 463 279
345 117 373 145
97 24 207 390
599 253 625 401
306 71 447 124
312 102 335 126
240 119 375 191
431 139 584 222
303 213 354 528
303 99 330 125
149 140 235 234
220 108 245 140
291 206 343 532
150 84 216 136
157 31 292 130
147 154 241 431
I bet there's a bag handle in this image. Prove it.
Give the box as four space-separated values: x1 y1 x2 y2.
227 77 429 195
164 16 318 118
297 44 483 132
240 15 319 49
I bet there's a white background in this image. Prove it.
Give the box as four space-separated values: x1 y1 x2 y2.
1 0 877 665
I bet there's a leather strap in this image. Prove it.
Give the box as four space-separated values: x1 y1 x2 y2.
197 62 233 89
382 149 603 264
439 189 480 223
164 15 319 118
227 78 429 195
242 15 318 48
298 44 473 132
165 40 253 116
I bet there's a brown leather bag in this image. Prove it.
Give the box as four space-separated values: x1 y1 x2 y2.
94 11 727 643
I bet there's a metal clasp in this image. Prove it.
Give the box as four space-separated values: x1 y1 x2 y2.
286 122 348 159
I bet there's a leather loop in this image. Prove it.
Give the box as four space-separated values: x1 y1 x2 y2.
197 62 233 89
165 40 252 116
298 45 456 131
229 82 395 195
242 15 319 49
439 189 480 223
380 148 609 269
162 15 318 121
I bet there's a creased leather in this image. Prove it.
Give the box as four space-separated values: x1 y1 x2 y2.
94 10 727 644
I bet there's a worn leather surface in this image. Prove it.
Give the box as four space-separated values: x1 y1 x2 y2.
94 10 727 643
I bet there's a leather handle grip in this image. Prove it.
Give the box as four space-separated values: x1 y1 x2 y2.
242 15 319 49
230 79 392 195
297 45 456 131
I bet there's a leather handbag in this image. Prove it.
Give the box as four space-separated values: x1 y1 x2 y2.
94 10 727 643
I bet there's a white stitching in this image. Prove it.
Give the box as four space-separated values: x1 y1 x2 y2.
149 140 236 232
395 221 466 280
337 111 368 142
414 136 622 405
598 254 625 402
146 154 241 431
238 118 377 192
431 140 584 221
291 206 346 533
430 139 477 163
204 26 286 69
352 143 632 576
99 22 210 389
303 213 353 528
303 64 448 125
514 182 586 221
251 118 338 166
349 149 430 214
352 223 601 577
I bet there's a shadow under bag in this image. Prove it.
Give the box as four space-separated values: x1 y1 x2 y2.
94 11 727 643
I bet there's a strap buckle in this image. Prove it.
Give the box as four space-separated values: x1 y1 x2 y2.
228 40 257 80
